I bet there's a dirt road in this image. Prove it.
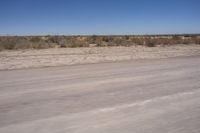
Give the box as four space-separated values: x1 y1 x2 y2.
0 56 200 133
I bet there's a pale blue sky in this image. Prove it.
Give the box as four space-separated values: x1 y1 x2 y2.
0 0 200 35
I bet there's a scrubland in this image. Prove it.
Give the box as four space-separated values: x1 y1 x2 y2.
1 35 200 70
0 35 200 50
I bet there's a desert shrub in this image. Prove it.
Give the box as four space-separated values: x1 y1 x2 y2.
47 36 60 44
14 39 32 49
85 35 95 43
131 37 145 45
102 36 110 42
0 39 5 51
0 35 199 51
146 42 156 47
1 38 17 49
111 37 122 46
171 36 183 44
58 37 88 48
191 36 200 44
48 43 57 48
90 35 97 43
162 38 171 45
182 39 191 44
30 36 42 43
197 38 200 44
29 36 54 49
145 38 156 47
0 46 4 51
124 35 130 40
31 42 49 49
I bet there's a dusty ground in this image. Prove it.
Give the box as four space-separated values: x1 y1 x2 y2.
0 56 200 133
0 44 200 70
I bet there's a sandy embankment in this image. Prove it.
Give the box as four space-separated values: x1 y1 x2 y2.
0 44 200 70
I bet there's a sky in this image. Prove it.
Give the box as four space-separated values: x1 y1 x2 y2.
0 0 200 35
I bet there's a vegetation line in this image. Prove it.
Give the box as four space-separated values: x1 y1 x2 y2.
0 35 200 50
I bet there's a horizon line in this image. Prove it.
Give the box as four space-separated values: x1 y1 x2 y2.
1 33 200 37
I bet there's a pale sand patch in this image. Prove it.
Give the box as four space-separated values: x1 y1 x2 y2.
0 44 200 70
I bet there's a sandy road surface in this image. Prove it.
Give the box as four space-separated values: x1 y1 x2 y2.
0 56 200 133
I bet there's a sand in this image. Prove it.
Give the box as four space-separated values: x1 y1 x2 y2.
0 44 200 70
